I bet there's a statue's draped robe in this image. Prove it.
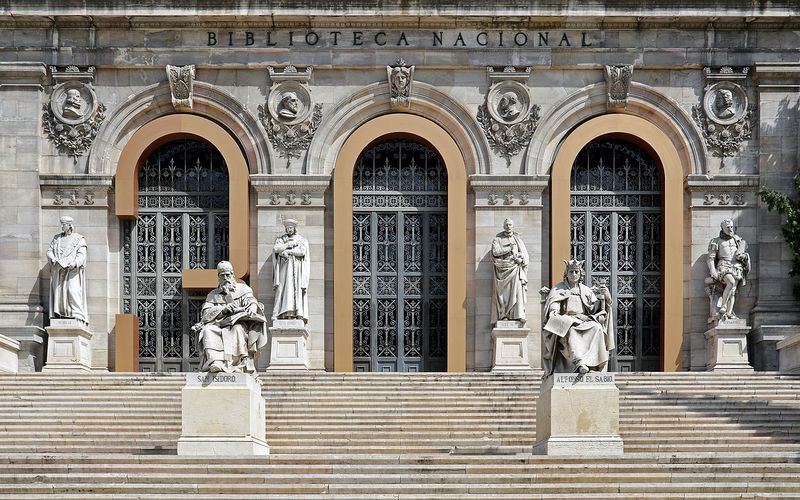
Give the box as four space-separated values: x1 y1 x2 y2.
491 231 529 324
542 281 615 376
46 232 88 324
198 283 267 373
272 233 310 322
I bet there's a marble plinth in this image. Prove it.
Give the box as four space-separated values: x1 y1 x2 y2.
533 373 623 456
266 319 309 371
42 319 92 373
704 319 753 371
0 326 46 372
777 333 800 373
0 334 20 373
491 321 533 372
177 372 269 456
750 325 799 371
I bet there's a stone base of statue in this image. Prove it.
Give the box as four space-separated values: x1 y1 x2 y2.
266 319 309 371
42 319 92 373
0 334 20 374
777 333 800 373
177 372 269 456
533 372 623 456
704 319 753 371
491 320 533 372
0 326 46 373
751 325 798 371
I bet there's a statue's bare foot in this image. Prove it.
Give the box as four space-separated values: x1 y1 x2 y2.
577 364 589 374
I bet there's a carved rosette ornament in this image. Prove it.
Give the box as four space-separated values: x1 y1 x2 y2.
604 64 633 109
692 67 753 159
387 59 415 109
166 64 195 111
477 67 540 164
258 65 322 167
42 66 106 162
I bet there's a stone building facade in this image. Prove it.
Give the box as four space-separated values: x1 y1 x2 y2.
1 1 800 373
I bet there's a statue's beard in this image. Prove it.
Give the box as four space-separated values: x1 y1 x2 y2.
221 279 236 293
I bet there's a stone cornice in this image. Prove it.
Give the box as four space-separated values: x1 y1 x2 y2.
470 174 548 208
0 62 47 86
39 174 113 208
685 174 760 208
251 174 330 208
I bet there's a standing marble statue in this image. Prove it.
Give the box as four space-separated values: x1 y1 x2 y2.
272 218 310 323
46 216 88 324
491 218 529 325
192 261 267 373
706 218 751 322
542 260 615 375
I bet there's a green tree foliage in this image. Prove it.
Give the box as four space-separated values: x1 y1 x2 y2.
759 176 800 298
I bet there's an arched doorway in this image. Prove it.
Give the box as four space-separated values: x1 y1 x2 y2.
569 139 662 371
121 139 229 372
352 139 448 372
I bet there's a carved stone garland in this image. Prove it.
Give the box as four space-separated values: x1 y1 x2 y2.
387 59 414 109
258 65 322 167
692 67 753 159
477 67 540 165
166 64 195 111
42 66 106 162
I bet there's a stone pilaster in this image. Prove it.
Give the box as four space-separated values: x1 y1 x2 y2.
0 62 48 371
470 174 547 371
251 174 329 371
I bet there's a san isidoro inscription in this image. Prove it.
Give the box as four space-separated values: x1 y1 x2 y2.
205 30 600 48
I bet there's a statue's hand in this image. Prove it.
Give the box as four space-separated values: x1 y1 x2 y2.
223 304 236 314
710 270 719 280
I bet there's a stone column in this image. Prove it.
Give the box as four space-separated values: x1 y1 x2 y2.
251 174 329 371
0 62 48 371
470 174 546 371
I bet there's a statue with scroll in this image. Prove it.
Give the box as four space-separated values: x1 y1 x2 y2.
192 261 267 373
46 216 89 325
272 218 310 323
491 218 529 325
542 259 615 376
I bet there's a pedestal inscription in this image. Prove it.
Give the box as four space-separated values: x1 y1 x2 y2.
42 318 92 373
533 373 623 456
177 372 269 456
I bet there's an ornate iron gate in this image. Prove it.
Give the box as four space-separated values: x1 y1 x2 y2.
121 140 229 372
570 139 662 372
352 140 447 372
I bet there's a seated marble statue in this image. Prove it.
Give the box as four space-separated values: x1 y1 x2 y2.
191 261 267 373
542 259 615 376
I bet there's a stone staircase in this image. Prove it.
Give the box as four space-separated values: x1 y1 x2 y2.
0 371 798 498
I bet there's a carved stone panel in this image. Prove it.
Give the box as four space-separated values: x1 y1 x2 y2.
387 59 414 109
692 68 753 158
166 64 195 111
604 64 633 109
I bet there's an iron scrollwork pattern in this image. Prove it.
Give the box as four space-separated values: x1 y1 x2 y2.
121 140 230 372
352 140 447 372
570 140 662 372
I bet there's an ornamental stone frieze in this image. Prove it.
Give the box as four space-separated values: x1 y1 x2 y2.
604 64 633 109
685 174 759 208
258 65 323 167
250 174 330 208
387 59 414 109
42 66 106 161
39 174 113 209
477 67 540 165
470 174 548 208
692 67 754 159
166 64 195 111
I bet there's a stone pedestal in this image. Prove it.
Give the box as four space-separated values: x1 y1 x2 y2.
177 372 269 456
491 321 533 372
0 326 45 372
750 325 799 371
704 319 753 371
533 373 623 456
42 319 92 373
777 333 800 373
266 319 309 371
0 334 20 373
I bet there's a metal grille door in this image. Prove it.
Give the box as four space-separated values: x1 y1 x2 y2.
121 140 229 372
352 140 447 372
570 140 662 372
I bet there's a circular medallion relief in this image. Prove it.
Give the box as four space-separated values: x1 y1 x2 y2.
703 81 748 125
50 81 98 125
486 81 531 125
267 81 313 125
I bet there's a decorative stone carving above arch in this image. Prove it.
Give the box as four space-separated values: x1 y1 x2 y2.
525 81 707 178
87 81 271 176
306 81 489 176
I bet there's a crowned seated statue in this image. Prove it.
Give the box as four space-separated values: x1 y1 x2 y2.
542 259 615 376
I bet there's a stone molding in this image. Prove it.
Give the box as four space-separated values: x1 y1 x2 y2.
685 174 760 208
40 174 113 208
0 62 47 87
470 174 547 208
251 174 330 208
